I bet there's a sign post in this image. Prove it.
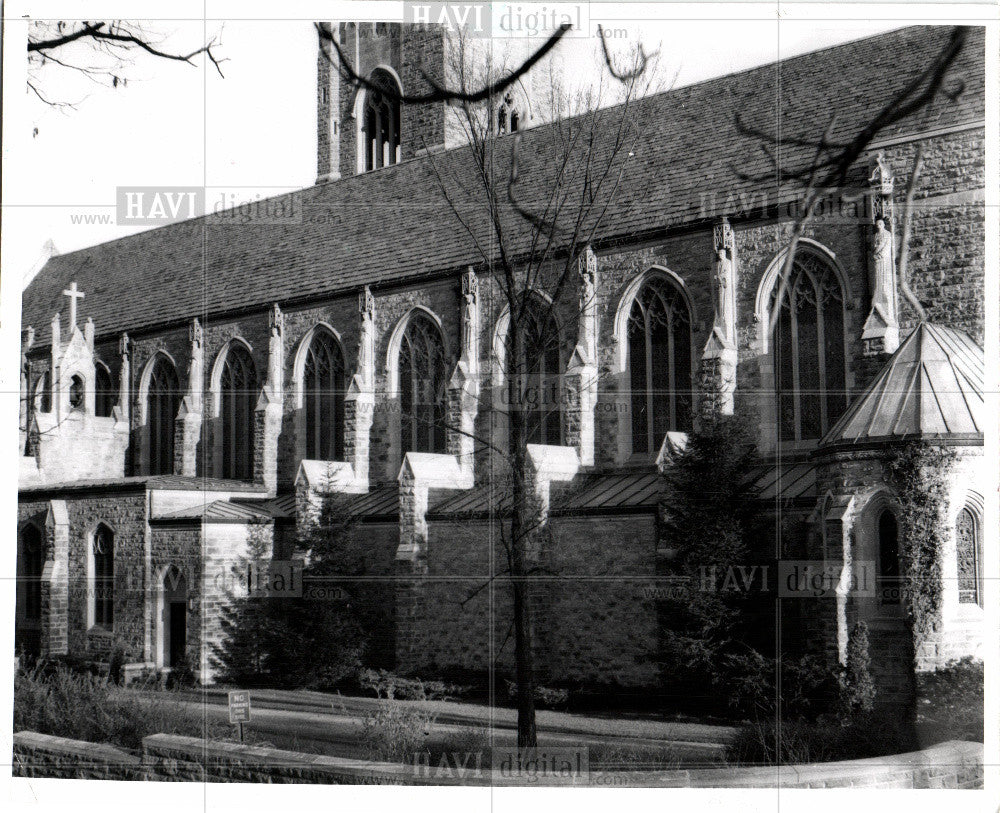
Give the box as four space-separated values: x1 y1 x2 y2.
228 690 251 743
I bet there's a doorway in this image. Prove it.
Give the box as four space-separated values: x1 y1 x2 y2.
161 567 187 668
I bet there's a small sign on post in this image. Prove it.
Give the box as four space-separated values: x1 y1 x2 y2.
228 690 251 742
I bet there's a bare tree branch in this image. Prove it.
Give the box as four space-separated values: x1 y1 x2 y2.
316 21 570 105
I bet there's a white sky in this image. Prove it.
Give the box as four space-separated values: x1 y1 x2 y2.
2 2 983 288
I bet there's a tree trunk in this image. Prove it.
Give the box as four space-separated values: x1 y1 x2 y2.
507 322 538 749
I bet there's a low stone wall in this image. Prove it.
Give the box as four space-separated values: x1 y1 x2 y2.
12 732 983 788
626 741 983 788
141 734 444 784
13 731 144 781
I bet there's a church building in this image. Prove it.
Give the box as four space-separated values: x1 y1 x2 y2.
16 24 985 695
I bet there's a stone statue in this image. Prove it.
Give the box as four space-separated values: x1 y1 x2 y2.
187 319 204 406
710 244 736 348
358 287 376 386
267 304 284 395
871 217 896 316
461 269 478 368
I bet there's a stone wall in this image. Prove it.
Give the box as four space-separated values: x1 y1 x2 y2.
17 490 148 661
397 512 658 688
12 732 983 788
20 129 985 488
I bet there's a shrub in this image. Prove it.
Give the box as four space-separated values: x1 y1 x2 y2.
503 680 568 709
916 657 983 743
726 711 918 767
360 669 469 701
14 662 227 752
837 621 876 724
107 641 128 686
166 657 196 689
357 699 437 763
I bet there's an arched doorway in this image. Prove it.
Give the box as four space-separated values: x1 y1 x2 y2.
160 567 188 669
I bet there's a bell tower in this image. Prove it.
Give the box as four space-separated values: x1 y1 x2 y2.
316 21 460 183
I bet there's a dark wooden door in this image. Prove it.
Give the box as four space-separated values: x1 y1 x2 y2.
169 602 186 666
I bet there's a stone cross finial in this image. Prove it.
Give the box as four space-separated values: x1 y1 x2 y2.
61 281 85 329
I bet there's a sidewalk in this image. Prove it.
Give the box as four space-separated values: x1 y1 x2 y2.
173 686 738 758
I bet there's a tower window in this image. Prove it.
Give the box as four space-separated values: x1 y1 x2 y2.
363 69 401 171
498 93 522 135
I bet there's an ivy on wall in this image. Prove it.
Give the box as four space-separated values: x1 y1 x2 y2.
884 440 956 651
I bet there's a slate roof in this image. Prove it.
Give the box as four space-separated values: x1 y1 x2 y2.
819 322 984 449
22 26 984 347
19 474 267 495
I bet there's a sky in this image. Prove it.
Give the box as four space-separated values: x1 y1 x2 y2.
1 3 940 288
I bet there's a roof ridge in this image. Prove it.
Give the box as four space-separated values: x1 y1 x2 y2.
30 26 954 269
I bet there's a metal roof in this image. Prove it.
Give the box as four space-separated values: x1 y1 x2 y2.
744 462 817 502
156 499 276 522
819 322 984 449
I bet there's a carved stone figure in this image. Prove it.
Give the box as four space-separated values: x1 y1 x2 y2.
267 304 284 394
358 286 376 386
871 217 894 314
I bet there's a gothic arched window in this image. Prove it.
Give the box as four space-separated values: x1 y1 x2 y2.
877 509 900 607
95 365 114 418
956 507 982 607
303 331 346 461
35 371 51 413
19 524 43 622
628 276 692 455
772 252 848 442
508 298 562 446
363 69 401 171
92 524 114 628
147 357 180 476
69 375 85 410
220 344 258 481
399 313 447 455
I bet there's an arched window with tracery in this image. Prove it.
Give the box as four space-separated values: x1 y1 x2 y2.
363 69 401 171
771 252 847 442
92 524 114 628
146 357 180 475
956 507 982 607
303 331 346 461
507 298 562 446
220 344 258 480
877 509 900 607
399 313 447 455
628 276 692 455
19 524 43 622
95 365 115 418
